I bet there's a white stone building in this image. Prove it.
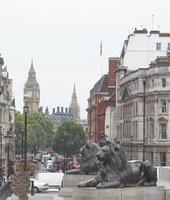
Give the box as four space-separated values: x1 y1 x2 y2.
115 29 170 165
116 55 170 165
121 28 170 70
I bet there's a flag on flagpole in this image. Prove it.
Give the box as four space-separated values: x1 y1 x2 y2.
100 41 102 56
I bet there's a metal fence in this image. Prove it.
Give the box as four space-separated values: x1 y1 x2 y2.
0 182 12 200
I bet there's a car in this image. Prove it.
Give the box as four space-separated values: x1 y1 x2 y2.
30 178 49 193
45 158 53 170
41 154 51 164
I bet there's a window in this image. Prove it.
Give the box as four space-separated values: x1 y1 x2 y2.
156 42 161 50
160 152 166 166
160 123 167 139
152 79 154 88
161 100 167 113
151 152 153 164
162 78 166 87
168 43 170 51
150 123 154 139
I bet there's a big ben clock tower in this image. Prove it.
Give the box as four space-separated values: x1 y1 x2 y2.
23 60 40 113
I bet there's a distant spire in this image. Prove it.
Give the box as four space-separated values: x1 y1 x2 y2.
29 58 36 74
25 59 38 86
70 84 80 121
74 83 76 92
72 83 77 99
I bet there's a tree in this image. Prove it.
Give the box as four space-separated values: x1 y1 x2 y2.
15 111 54 156
15 112 24 155
53 121 86 155
27 112 54 155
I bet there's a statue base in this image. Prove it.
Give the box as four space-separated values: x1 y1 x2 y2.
59 174 95 199
72 186 165 200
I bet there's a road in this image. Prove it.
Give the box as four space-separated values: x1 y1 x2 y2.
28 190 64 200
9 190 64 200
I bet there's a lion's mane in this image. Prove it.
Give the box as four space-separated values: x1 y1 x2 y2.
80 142 100 174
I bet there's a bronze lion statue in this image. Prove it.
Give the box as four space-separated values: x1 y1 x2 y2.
78 141 157 188
66 142 100 174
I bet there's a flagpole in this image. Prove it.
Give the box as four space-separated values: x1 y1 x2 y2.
100 53 103 76
100 41 103 76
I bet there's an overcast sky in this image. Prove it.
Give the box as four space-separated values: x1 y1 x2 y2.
0 0 170 119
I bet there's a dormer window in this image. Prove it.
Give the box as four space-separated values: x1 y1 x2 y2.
156 42 161 50
162 78 166 87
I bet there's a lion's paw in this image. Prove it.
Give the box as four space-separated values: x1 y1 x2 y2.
96 182 107 188
78 182 86 187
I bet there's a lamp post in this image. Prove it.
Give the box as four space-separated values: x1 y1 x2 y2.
23 105 29 171
130 136 133 160
63 132 67 173
143 81 146 162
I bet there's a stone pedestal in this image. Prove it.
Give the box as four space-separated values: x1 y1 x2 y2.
62 174 95 187
59 174 95 199
72 186 165 200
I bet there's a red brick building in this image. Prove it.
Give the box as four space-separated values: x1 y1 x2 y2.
87 57 119 142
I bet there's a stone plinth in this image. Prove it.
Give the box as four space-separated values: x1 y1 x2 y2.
59 174 95 199
62 174 95 187
72 186 165 200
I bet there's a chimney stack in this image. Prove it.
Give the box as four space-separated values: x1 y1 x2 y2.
57 106 60 113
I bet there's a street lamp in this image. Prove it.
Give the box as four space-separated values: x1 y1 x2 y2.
63 132 67 173
130 136 133 160
23 105 29 171
143 80 146 162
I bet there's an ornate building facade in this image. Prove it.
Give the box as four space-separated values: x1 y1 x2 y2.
116 55 170 165
0 55 15 177
44 84 85 130
23 60 40 113
70 84 80 121
115 28 170 166
45 106 73 129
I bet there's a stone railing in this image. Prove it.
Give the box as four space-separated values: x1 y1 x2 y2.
0 182 12 200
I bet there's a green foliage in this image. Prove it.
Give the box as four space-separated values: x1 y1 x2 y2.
53 121 86 155
15 111 54 155
15 112 24 154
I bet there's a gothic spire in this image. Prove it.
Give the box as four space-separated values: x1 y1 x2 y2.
72 83 77 99
29 58 36 74
25 59 38 86
70 84 80 121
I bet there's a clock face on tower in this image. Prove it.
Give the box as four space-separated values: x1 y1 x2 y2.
24 91 32 98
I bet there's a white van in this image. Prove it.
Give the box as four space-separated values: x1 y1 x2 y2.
35 172 64 189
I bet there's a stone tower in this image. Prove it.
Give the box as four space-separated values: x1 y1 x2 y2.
70 84 80 121
23 60 40 113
